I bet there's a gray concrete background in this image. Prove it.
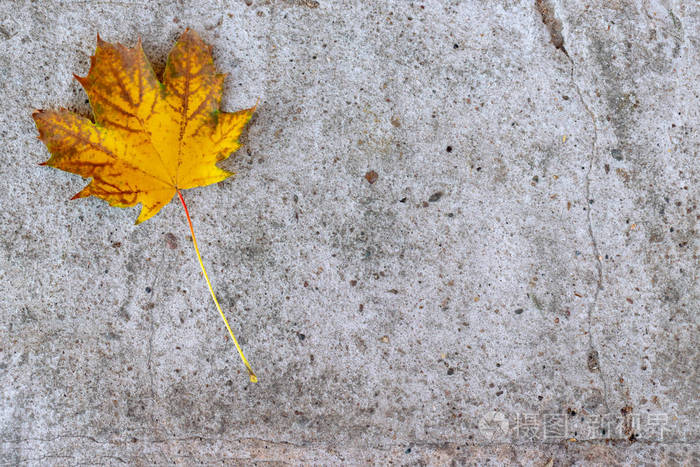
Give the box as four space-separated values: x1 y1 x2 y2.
1 0 698 464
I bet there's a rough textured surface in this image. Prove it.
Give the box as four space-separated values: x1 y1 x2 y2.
1 0 698 464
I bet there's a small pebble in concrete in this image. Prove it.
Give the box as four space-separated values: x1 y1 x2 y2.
364 170 378 184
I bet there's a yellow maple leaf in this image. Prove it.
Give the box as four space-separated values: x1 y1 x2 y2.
33 29 258 382
33 29 255 224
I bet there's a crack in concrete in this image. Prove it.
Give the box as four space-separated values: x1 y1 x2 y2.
0 435 102 444
566 50 612 415
15 455 75 463
536 0 568 56
4 434 691 447
146 306 155 399
537 0 612 413
145 246 176 465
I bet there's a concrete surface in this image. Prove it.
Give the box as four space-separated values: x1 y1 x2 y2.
1 0 698 465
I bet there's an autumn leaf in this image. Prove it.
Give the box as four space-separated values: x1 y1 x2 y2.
33 29 254 224
33 29 258 382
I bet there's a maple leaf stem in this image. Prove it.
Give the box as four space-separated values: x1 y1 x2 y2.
177 189 258 383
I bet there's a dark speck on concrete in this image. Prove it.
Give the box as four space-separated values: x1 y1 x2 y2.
428 191 443 202
164 232 178 249
587 350 600 372
514 308 524 314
